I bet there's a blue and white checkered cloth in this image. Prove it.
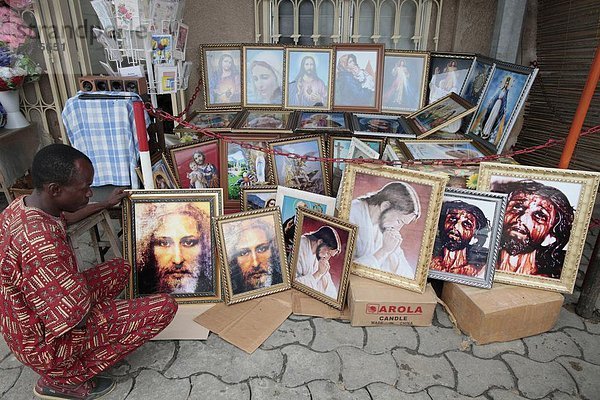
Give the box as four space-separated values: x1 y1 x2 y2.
61 91 150 189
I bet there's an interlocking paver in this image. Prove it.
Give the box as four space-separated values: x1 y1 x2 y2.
367 382 431 399
128 369 190 400
427 385 487 399
502 354 577 399
551 307 586 331
392 348 454 393
557 356 600 400
249 377 310 399
109 377 134 399
522 331 581 362
307 380 370 399
280 344 341 387
262 318 313 349
414 325 465 356
122 340 176 374
563 328 600 364
583 320 600 335
165 337 283 383
446 350 513 396
363 325 418 354
471 340 526 359
0 367 20 397
311 319 364 352
338 346 397 391
486 388 529 399
3 366 40 400
189 374 250 399
434 305 454 328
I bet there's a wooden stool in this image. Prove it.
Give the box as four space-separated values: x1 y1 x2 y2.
67 209 122 265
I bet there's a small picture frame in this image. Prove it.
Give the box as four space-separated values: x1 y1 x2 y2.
477 162 600 293
291 207 358 309
243 45 286 108
240 185 278 211
123 189 223 303
351 113 416 138
268 135 330 195
168 139 221 189
220 135 273 208
231 109 296 134
284 47 334 110
406 93 476 139
338 164 448 293
333 44 384 112
174 110 242 135
381 51 430 114
173 22 189 59
295 111 351 134
136 153 179 189
397 139 490 161
275 185 337 257
214 208 291 304
201 44 243 109
428 188 507 289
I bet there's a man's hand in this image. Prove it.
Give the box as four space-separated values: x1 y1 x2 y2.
102 187 127 209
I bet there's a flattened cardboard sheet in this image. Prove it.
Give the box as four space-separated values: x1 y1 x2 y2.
152 303 214 340
291 289 350 320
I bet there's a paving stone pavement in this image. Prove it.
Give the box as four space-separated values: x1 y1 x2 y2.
1 201 599 399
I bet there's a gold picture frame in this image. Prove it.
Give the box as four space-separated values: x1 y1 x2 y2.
477 162 600 293
290 207 358 309
240 185 278 211
201 44 243 109
214 207 291 304
406 92 476 139
284 47 334 111
338 164 448 292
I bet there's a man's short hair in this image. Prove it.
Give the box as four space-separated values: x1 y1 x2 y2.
31 144 91 189
305 225 340 251
440 200 488 232
361 181 421 218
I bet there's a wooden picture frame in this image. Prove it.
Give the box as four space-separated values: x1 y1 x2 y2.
428 188 507 289
406 93 476 139
168 139 221 189
231 109 296 134
243 45 286 108
333 43 384 112
397 139 490 161
284 47 334 110
201 44 243 109
268 135 330 195
214 208 290 304
465 63 538 154
291 207 358 309
240 185 278 211
338 164 448 293
220 135 274 208
123 189 224 303
381 51 430 114
295 111 352 134
477 162 600 293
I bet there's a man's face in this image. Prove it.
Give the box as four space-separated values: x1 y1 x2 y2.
152 213 202 293
378 207 416 234
235 227 273 290
303 58 315 76
442 208 477 251
502 192 556 255
57 159 94 213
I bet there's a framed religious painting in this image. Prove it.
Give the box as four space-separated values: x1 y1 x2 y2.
168 139 221 189
174 110 242 137
428 188 507 289
381 139 409 165
381 51 430 114
459 55 495 109
397 139 490 162
284 47 334 111
477 162 600 293
405 93 477 139
123 189 224 303
242 45 286 108
328 135 385 196
337 164 448 293
214 207 291 304
290 207 358 309
268 135 330 195
333 43 384 112
136 153 179 189
275 185 337 257
201 44 243 109
295 111 352 134
427 52 475 104
231 109 296 134
351 113 416 138
465 63 538 154
220 135 274 208
240 185 278 211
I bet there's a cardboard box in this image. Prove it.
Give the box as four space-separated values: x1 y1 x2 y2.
152 303 213 340
348 276 438 327
441 282 564 344
194 290 292 353
291 289 350 320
